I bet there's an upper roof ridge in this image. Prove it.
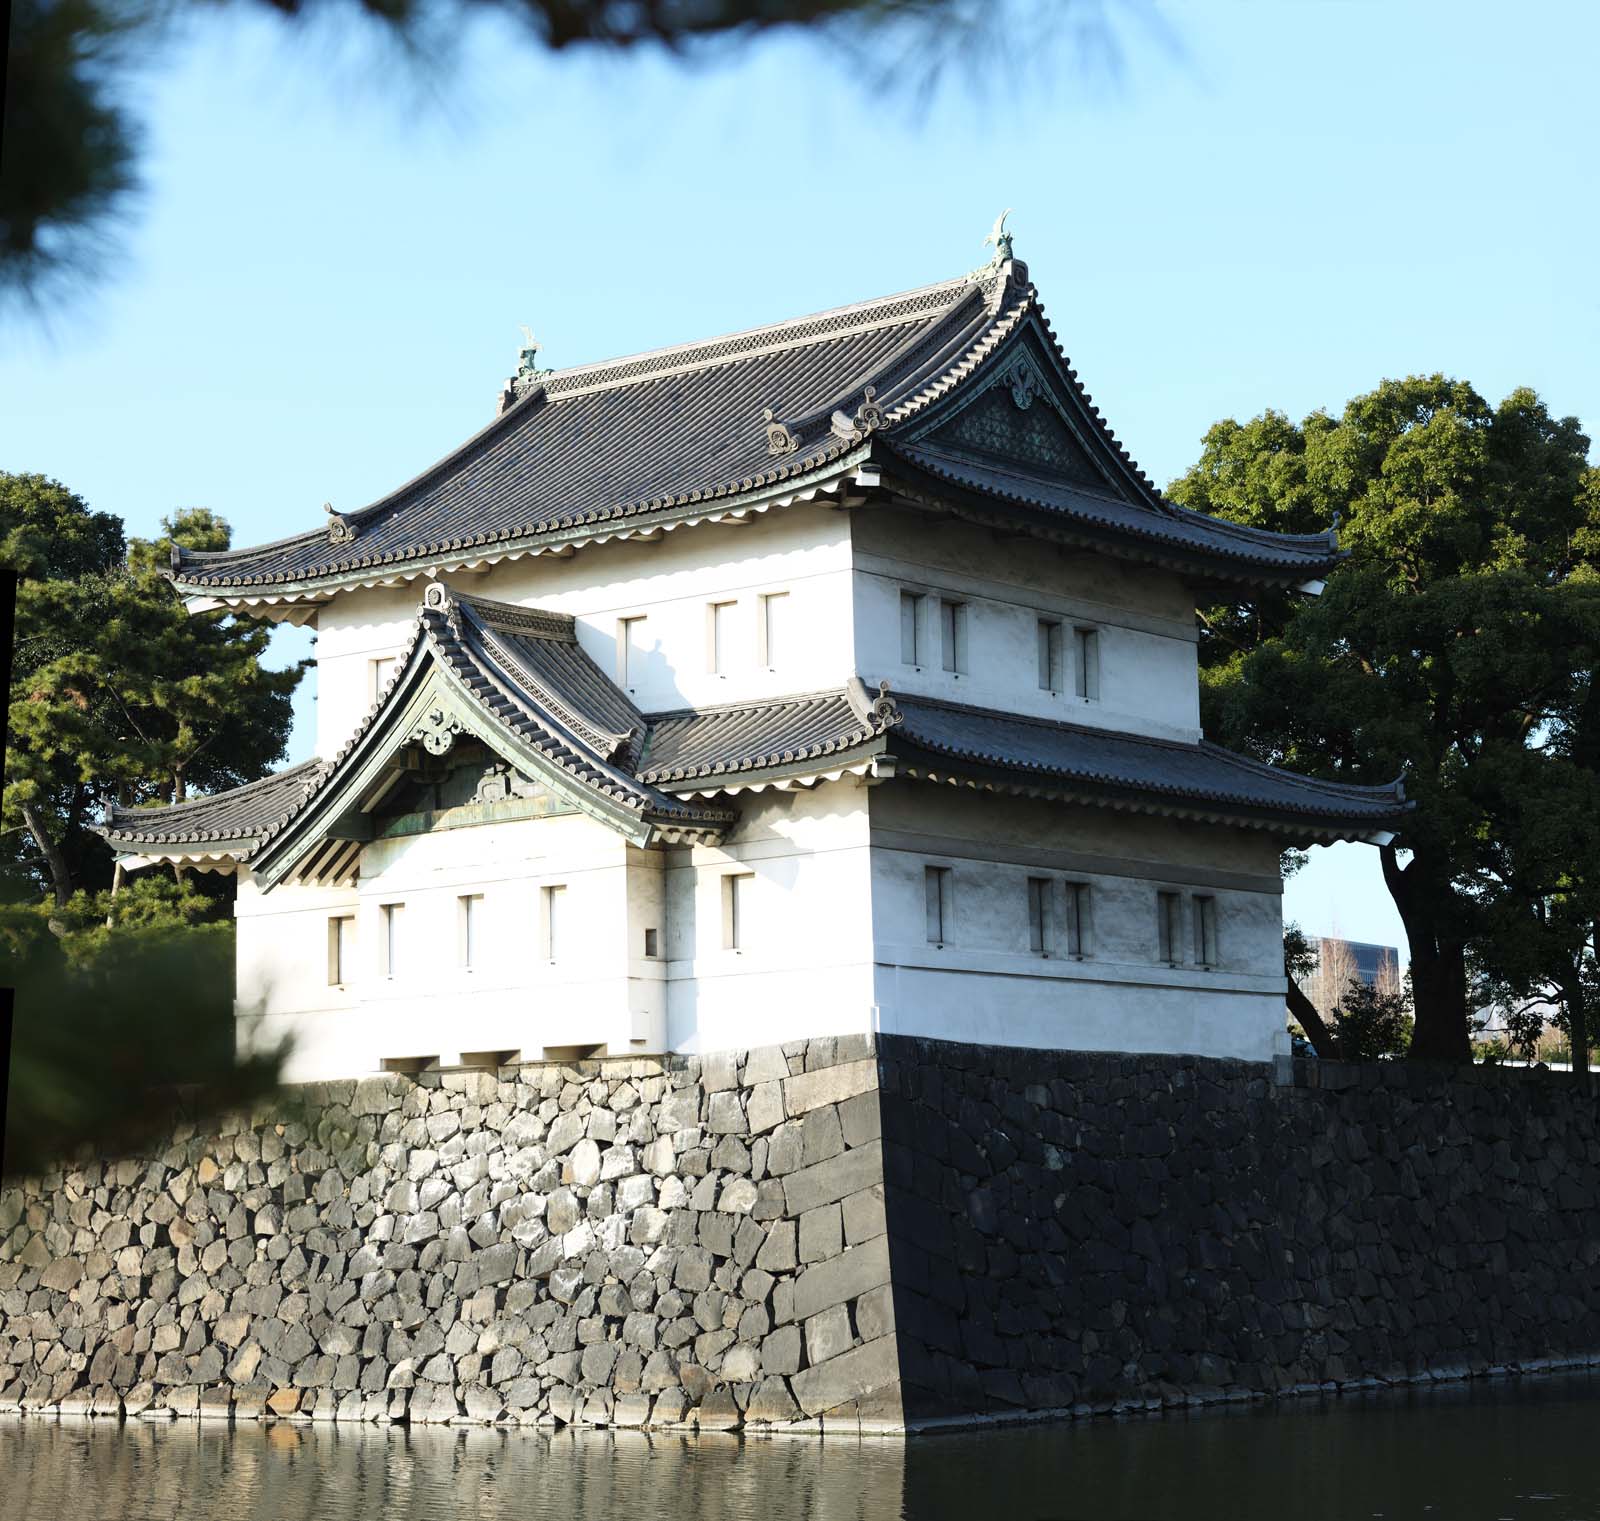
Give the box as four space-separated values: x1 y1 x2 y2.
538 270 984 402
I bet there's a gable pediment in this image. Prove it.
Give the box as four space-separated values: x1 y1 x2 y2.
907 330 1128 498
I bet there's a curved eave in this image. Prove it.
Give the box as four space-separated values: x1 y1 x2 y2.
169 452 872 606
890 747 1408 846
647 736 890 798
100 840 255 869
872 442 1342 592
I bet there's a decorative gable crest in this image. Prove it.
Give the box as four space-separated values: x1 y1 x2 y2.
912 339 1118 495
410 703 467 756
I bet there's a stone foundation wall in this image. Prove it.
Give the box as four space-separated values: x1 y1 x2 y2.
877 1038 1600 1422
0 1036 900 1432
6 1035 1600 1433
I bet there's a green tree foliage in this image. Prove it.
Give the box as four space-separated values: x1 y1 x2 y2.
1328 976 1413 1062
1170 378 1600 1065
2 472 304 905
1 883 283 1176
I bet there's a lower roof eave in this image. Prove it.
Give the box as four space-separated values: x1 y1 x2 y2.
890 758 1406 846
648 737 890 799
873 451 1339 594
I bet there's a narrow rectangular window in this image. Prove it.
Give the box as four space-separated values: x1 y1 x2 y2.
458 893 482 970
707 600 737 676
617 616 647 689
940 599 967 674
369 655 396 704
925 865 952 946
643 927 659 959
542 884 566 961
1194 895 1218 968
758 592 788 670
1156 891 1181 966
1064 882 1091 959
722 872 754 951
1037 619 1063 692
1074 627 1100 702
328 915 355 986
900 591 924 666
1027 877 1051 955
381 903 403 978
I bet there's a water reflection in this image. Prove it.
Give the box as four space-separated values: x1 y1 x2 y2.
10 1374 1600 1521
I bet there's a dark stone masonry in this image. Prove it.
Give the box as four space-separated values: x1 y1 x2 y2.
4 1033 1600 1432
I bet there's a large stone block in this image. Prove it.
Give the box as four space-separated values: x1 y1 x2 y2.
793 1237 891 1322
781 1143 884 1217
790 1335 901 1418
783 1059 878 1118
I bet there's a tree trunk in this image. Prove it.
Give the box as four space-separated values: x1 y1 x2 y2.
21 799 74 908
1287 975 1340 1059
1380 843 1471 1062
1565 969 1590 1080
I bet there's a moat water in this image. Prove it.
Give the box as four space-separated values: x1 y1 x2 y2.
7 1373 1600 1520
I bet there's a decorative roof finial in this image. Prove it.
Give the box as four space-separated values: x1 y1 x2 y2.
517 325 543 378
984 208 1014 264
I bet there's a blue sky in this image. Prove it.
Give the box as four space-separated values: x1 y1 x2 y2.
4 0 1596 956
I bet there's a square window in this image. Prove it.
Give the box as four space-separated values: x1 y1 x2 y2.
369 655 396 705
1074 627 1100 702
1194 895 1218 968
900 591 925 666
925 865 952 946
1064 882 1092 959
1037 619 1063 692
708 600 738 676
1027 877 1051 954
327 914 355 986
458 893 482 970
940 599 967 674
617 617 647 690
381 903 403 978
758 592 788 670
722 872 754 950
1156 891 1181 966
542 884 566 961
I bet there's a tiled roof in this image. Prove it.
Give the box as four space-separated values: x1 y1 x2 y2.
638 687 895 783
880 443 1339 578
172 271 1006 592
102 589 732 866
170 253 1343 597
100 760 326 853
888 695 1407 831
104 668 1407 861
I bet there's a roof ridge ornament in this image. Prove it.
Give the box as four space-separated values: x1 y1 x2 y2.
325 503 356 546
763 408 800 455
984 208 1014 265
846 675 904 729
422 579 451 612
497 325 550 416
829 385 884 443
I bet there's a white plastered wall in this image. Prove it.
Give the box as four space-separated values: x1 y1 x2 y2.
310 504 856 758
850 504 1202 741
662 780 877 1053
865 784 1290 1061
237 812 669 1082
242 497 1297 1077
